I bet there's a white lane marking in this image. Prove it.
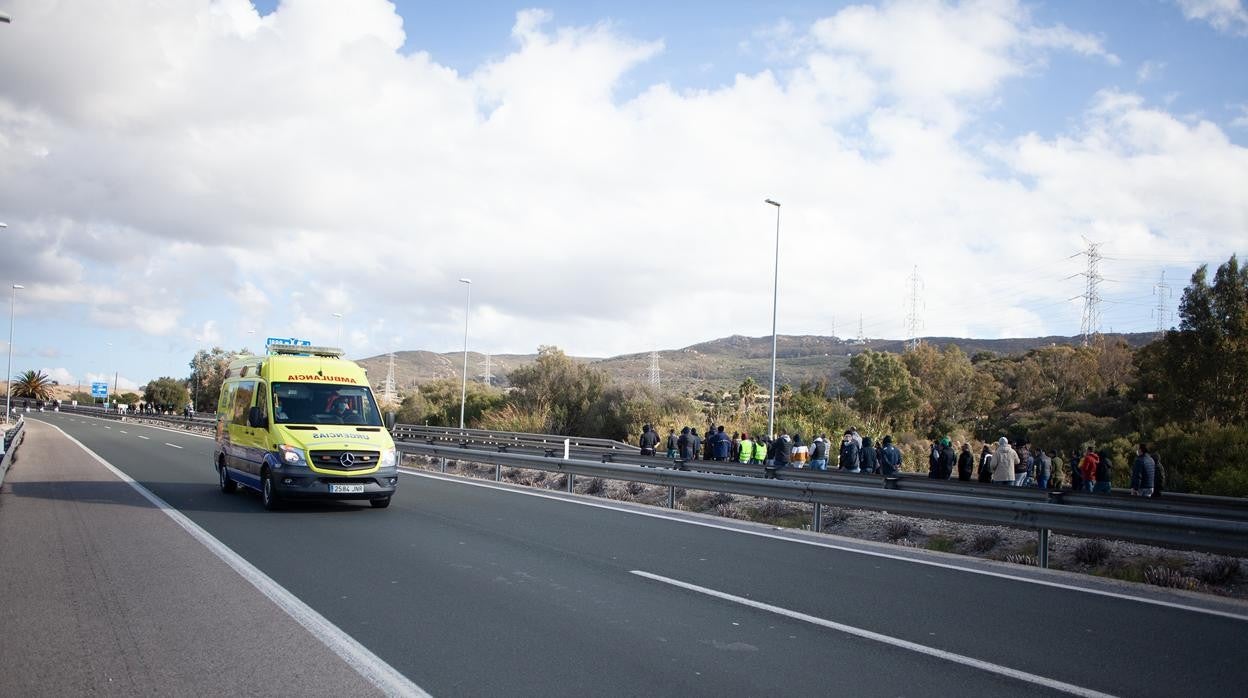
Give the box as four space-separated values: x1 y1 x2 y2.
104 426 111 429
49 411 213 440
400 468 1248 623
165 443 184 449
120 430 128 434
136 435 150 440
46 422 429 698
632 570 1117 698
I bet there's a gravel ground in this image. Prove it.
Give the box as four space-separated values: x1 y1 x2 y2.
408 454 1248 600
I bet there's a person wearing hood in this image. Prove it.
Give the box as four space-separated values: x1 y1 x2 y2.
957 442 974 481
809 434 830 470
773 433 792 470
790 434 809 468
991 437 1019 485
879 435 902 476
859 436 878 475
977 445 994 483
677 427 694 460
1077 447 1099 493
839 431 861 473
930 437 955 479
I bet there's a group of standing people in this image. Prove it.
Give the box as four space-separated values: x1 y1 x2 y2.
639 425 904 476
639 425 1165 497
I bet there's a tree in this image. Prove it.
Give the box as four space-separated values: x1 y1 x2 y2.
188 347 243 412
903 343 999 437
1135 255 1248 427
144 377 189 408
737 377 760 419
842 350 921 430
11 370 53 399
506 346 608 435
399 379 505 427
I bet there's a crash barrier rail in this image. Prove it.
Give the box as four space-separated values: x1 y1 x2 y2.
390 424 1248 524
399 442 1248 566
51 403 216 427
0 416 27 485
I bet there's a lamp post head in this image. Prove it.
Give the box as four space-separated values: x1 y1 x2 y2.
332 312 343 319
764 199 780 207
11 284 23 290
0 222 8 228
459 278 471 285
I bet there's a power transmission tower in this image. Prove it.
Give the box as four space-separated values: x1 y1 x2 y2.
1152 271 1172 337
479 353 494 385
382 352 397 404
1076 238 1103 346
648 351 661 388
856 314 865 345
906 266 924 350
830 315 836 341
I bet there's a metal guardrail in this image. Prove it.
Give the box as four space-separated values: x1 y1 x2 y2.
391 424 1248 523
1 416 27 486
399 441 1248 564
52 403 216 427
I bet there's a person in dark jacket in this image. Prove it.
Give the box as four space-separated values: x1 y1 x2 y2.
639 424 660 456
879 435 902 476
710 426 731 461
702 428 714 460
1094 449 1113 494
957 442 974 481
690 429 702 460
665 428 679 459
677 427 694 460
839 432 861 472
1131 443 1156 497
977 445 993 483
772 433 792 470
930 437 955 479
928 441 941 478
859 436 878 475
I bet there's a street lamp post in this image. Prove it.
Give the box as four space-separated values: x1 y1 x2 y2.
6 283 22 421
332 313 344 347
764 199 781 439
458 278 472 430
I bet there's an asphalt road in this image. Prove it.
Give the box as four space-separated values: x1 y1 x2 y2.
19 412 1248 697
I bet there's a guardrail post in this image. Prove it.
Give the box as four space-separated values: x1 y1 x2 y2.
1047 491 1066 505
440 457 446 474
495 463 501 482
667 485 675 508
567 471 574 493
884 477 901 490
1038 528 1050 568
813 503 822 532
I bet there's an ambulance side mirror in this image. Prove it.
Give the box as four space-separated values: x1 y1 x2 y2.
248 406 267 428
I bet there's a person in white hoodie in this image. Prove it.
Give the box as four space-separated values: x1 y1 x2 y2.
991 437 1019 486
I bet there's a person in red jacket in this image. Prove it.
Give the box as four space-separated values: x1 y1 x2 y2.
1078 447 1099 493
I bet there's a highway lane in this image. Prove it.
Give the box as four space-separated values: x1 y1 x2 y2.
32 412 1248 697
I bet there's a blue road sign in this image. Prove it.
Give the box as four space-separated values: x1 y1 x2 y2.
90 382 109 398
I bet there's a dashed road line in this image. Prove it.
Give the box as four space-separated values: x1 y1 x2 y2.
165 443 183 449
136 435 150 440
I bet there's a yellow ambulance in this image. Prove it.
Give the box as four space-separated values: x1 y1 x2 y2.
214 344 398 510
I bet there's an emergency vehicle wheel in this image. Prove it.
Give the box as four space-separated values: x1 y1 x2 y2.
262 471 281 511
218 462 236 494
369 496 391 509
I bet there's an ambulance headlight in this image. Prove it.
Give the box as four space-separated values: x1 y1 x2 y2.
380 448 397 468
278 444 306 466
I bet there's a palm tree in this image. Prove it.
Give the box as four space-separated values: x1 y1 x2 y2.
12 369 54 400
737 377 759 418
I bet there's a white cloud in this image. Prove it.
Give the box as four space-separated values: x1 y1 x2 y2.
1231 104 1248 129
1175 0 1248 35
0 0 1242 382
42 367 75 385
1137 60 1166 83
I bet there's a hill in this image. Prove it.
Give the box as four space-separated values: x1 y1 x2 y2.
357 332 1155 397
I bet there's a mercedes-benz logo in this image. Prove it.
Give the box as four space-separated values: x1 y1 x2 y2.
339 452 356 467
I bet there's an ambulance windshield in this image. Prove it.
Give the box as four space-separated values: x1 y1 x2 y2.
271 383 383 426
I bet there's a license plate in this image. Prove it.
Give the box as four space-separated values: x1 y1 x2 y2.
329 484 365 494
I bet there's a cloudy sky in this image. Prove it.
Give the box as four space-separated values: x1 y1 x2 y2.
1 0 1246 390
